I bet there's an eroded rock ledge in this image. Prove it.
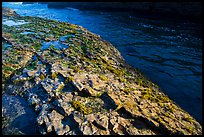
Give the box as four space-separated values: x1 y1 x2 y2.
2 7 202 135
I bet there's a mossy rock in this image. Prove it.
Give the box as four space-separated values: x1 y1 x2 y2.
72 100 92 115
51 72 58 79
99 74 108 81
65 76 74 83
39 74 45 80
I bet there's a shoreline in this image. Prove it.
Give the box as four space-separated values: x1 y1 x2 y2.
2 7 202 135
23 2 202 23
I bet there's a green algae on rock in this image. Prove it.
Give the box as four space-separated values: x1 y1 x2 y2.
2 7 202 135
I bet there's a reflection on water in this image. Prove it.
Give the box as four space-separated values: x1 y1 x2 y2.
3 43 13 50
2 2 202 123
3 19 29 26
41 40 68 50
20 31 35 35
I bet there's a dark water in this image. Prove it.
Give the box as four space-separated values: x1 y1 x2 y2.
2 2 202 124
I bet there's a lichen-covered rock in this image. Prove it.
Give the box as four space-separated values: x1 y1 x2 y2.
2 7 202 135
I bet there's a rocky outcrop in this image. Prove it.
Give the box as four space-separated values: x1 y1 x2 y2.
2 7 202 135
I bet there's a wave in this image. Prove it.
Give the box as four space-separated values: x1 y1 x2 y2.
11 2 23 4
66 7 79 11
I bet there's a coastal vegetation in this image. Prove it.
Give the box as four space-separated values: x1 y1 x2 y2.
2 7 202 135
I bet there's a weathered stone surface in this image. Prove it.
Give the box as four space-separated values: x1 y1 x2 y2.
85 114 96 123
80 122 93 135
27 70 38 77
37 105 70 135
2 7 202 135
48 110 68 135
94 114 109 130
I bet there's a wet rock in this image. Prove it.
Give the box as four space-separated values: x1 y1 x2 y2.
125 126 138 135
41 80 53 93
28 93 40 106
72 81 84 91
79 88 92 97
62 104 75 116
90 122 99 135
35 104 42 112
6 84 22 95
2 94 37 135
37 104 54 134
61 92 74 102
44 35 56 42
51 62 70 77
23 68 29 74
40 67 47 76
37 104 51 124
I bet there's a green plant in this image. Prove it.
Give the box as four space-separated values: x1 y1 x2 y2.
121 87 135 93
72 100 92 115
164 112 174 119
51 72 58 79
39 74 45 80
99 74 108 81
56 84 65 93
118 77 127 83
3 66 13 72
137 79 143 86
31 43 42 51
106 65 124 76
16 71 22 75
186 126 194 134
70 65 80 73
62 61 69 67
65 76 74 83
50 44 57 50
183 115 194 123
157 117 164 123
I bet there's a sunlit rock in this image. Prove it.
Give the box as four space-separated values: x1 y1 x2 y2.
2 7 202 135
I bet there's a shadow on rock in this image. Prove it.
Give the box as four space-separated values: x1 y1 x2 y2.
62 114 83 135
2 94 37 135
99 92 118 111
